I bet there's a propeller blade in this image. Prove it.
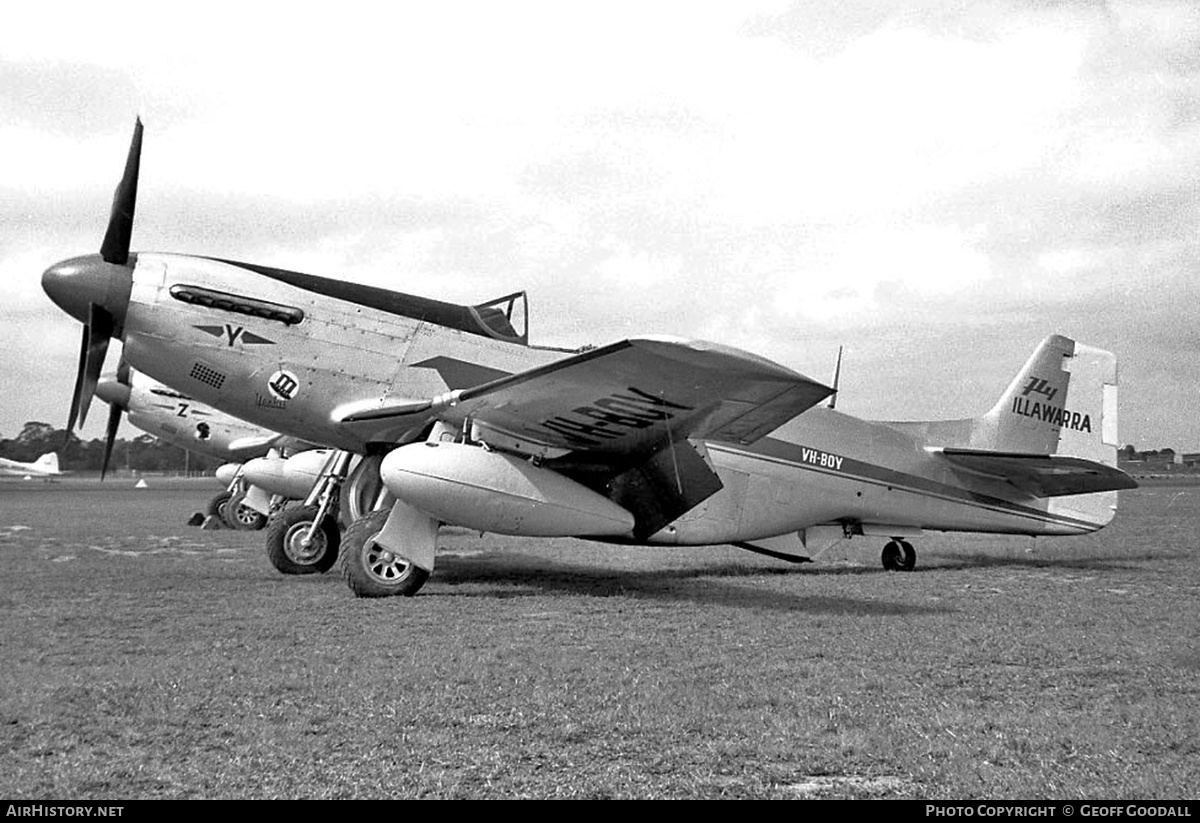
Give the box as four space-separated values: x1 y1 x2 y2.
70 304 115 430
100 400 123 481
100 118 143 265
65 324 90 438
116 352 131 387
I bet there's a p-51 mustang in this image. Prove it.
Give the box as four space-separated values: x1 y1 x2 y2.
42 120 1136 597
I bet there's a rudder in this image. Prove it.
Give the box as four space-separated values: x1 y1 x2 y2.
979 334 1119 464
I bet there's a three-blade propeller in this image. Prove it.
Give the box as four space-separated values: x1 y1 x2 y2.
63 118 142 441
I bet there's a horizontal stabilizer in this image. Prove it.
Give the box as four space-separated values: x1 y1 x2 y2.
934 448 1138 497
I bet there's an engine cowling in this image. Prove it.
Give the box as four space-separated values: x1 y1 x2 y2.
380 442 635 537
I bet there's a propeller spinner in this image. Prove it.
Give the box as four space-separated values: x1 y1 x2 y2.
43 119 142 436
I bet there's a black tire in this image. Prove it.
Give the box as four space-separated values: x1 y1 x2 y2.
265 505 340 575
340 509 430 598
342 454 386 525
228 491 268 531
207 490 233 518
881 539 916 572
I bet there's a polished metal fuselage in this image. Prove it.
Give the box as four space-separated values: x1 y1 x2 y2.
118 253 1111 546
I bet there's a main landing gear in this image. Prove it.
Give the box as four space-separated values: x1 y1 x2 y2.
265 504 340 574
260 450 388 576
263 450 351 575
205 477 268 531
881 538 916 572
339 499 439 599
339 509 430 597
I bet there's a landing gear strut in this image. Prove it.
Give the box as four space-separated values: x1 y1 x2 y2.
881 538 916 572
265 505 340 574
263 450 351 575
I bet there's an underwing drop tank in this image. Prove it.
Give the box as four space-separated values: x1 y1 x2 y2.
241 449 333 500
214 463 242 486
380 442 635 537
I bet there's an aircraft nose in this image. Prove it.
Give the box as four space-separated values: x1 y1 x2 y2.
94 375 131 410
41 254 133 331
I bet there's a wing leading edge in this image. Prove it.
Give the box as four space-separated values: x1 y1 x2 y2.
441 336 834 459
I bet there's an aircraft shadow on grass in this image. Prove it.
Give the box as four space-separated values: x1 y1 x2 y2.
406 552 952 617
912 550 1190 574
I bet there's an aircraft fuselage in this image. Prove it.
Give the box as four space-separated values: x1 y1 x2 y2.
107 252 1110 547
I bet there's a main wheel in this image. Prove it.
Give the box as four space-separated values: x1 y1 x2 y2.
265 505 340 575
340 509 430 598
207 490 233 519
227 490 268 531
881 539 916 572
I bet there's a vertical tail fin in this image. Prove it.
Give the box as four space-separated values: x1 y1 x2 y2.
975 334 1123 527
978 334 1119 463
33 453 61 473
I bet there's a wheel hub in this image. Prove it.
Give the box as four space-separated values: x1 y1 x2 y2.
285 523 326 564
364 538 410 583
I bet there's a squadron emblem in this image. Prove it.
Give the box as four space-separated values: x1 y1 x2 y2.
267 370 300 402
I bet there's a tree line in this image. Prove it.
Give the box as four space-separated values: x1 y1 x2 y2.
2 421 226 474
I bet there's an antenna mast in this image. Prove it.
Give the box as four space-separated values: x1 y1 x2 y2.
828 346 843 410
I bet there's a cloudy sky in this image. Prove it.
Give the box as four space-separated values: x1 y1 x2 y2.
2 0 1198 450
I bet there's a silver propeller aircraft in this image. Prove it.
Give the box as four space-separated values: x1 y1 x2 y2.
94 359 295 529
94 359 288 471
42 120 1137 597
0 452 64 479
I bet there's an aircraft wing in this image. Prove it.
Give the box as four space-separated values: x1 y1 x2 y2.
441 337 833 459
935 448 1139 497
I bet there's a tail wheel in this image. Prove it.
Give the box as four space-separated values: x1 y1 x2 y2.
881 539 916 572
265 505 340 575
340 509 430 598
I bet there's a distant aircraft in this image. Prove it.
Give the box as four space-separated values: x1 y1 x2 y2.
93 360 286 528
92 362 340 535
94 361 384 557
0 453 64 479
42 119 1137 598
93 359 292 473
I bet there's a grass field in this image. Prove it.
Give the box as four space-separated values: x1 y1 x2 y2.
1 478 1197 799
